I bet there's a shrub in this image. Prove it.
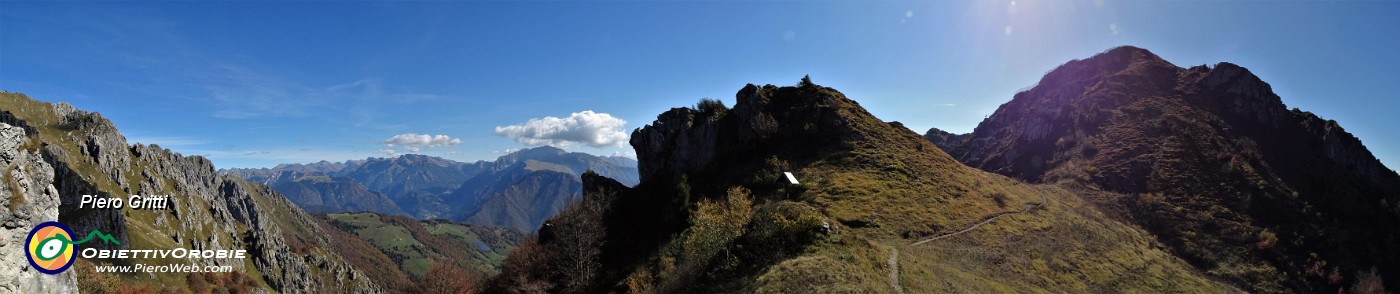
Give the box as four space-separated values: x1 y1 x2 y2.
655 187 756 292
743 201 827 262
990 192 1009 208
491 237 554 293
621 266 656 294
798 75 814 87
284 232 310 254
1352 267 1386 294
419 263 484 294
188 272 211 294
683 187 754 265
694 98 729 118
1254 229 1277 252
76 259 117 294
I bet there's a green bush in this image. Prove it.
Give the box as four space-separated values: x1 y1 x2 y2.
695 98 729 118
742 201 827 263
798 75 814 87
683 187 754 264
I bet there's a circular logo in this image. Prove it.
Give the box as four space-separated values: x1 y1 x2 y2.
26 221 76 274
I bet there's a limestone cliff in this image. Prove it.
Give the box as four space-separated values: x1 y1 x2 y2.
1 118 78 293
1 92 383 293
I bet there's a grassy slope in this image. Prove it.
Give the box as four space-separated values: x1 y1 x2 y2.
324 212 519 278
761 86 1234 292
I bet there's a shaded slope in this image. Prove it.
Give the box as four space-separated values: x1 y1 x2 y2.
934 46 1400 292
453 161 583 232
269 174 407 216
440 148 636 232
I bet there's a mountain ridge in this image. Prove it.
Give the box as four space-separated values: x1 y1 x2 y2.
2 92 384 293
223 146 639 232
930 45 1399 292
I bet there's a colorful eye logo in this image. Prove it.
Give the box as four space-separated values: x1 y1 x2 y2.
26 222 76 275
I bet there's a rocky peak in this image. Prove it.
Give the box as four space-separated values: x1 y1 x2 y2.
1194 62 1290 124
923 127 969 159
631 106 718 183
634 82 841 182
934 47 1400 292
493 146 568 166
632 80 923 183
395 154 445 165
1031 46 1179 102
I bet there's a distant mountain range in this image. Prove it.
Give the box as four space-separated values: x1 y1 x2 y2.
223 146 639 232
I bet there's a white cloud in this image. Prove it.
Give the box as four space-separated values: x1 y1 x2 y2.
1110 23 1120 35
384 134 463 147
1005 25 1013 36
376 149 397 156
494 110 629 148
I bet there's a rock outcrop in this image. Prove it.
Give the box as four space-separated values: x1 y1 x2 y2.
631 83 875 184
921 127 968 158
0 120 78 293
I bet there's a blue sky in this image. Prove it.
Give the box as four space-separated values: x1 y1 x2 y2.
2 1 1397 169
